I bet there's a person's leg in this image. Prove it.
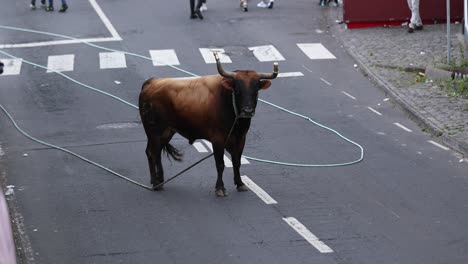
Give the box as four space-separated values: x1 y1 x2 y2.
59 0 68 12
190 0 197 18
412 0 422 27
194 0 203 19
45 0 54 10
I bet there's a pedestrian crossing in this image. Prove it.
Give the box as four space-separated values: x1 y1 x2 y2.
0 43 336 76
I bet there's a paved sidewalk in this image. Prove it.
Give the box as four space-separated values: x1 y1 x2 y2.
326 5 468 157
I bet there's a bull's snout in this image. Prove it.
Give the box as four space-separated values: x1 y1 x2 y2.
240 107 255 118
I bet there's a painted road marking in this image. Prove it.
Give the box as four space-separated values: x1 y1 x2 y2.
193 141 209 153
282 217 333 253
46 54 74 73
367 107 383 116
393 123 413 132
241 175 277 204
99 52 127 69
199 48 232 64
249 45 285 62
428 140 450 151
341 91 356 100
202 140 233 167
0 58 22 75
297 43 336 60
320 78 332 86
278 72 304 78
0 0 121 49
149 49 180 66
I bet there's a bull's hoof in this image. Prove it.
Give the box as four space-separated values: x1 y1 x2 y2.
237 184 249 192
215 189 228 197
152 184 164 191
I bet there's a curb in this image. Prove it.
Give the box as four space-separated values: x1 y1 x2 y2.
345 47 468 157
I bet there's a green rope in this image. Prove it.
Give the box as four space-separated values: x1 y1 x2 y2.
0 24 364 168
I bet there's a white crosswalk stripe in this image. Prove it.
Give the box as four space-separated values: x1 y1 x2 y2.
1 43 337 77
199 48 232 64
297 43 336 60
249 45 285 62
47 54 75 73
0 58 22 75
149 49 180 66
99 52 127 69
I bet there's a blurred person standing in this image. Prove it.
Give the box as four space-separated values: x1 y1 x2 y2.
44 0 68 12
407 0 423 33
190 0 204 19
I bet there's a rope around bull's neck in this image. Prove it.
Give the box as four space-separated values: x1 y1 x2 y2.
0 25 364 189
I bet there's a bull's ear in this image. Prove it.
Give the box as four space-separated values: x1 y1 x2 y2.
259 80 272 90
221 79 234 90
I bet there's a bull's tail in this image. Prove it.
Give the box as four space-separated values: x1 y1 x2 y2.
162 143 183 162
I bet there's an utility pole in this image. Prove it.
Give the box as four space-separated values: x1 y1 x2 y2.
447 0 451 65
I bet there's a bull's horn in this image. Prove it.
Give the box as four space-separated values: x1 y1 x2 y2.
213 52 236 78
258 62 279 80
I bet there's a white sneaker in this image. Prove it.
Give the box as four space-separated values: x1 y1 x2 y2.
200 3 207 12
257 1 268 8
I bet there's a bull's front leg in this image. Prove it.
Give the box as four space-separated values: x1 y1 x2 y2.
230 141 249 192
213 144 227 197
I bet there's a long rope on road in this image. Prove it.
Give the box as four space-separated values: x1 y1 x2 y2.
0 25 363 173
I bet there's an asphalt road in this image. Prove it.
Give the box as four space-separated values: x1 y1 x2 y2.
1 0 467 263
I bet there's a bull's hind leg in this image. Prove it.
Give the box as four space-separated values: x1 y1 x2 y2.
213 144 227 197
144 125 175 191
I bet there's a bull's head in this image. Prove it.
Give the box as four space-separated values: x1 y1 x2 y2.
214 52 278 118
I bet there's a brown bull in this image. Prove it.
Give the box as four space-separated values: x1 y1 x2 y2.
139 53 278 196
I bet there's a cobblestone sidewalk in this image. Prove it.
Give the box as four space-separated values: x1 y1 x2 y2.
325 5 468 157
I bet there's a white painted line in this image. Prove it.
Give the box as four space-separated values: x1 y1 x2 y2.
320 78 332 86
88 0 122 39
149 50 180 66
393 123 413 132
341 91 356 100
193 141 209 153
0 59 22 75
99 52 127 69
0 37 120 49
428 140 450 151
0 0 121 49
202 140 233 167
241 175 277 204
297 43 336 60
367 107 383 116
199 48 232 64
282 217 333 253
278 72 304 78
241 156 250 164
249 45 285 62
301 65 313 72
46 54 74 73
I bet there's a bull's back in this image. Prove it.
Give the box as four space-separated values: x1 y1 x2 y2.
139 76 225 139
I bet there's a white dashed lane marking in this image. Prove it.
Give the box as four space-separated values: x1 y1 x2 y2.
241 175 277 204
367 107 383 116
277 72 304 78
341 91 357 100
428 140 450 151
192 141 209 153
283 217 334 253
393 122 413 132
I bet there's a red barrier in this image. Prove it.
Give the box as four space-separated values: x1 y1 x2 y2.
343 0 463 28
